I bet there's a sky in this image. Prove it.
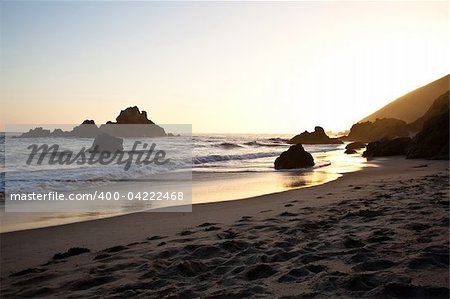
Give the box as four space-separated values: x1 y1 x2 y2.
1 1 448 134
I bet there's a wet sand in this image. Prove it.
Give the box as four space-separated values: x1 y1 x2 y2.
1 158 449 298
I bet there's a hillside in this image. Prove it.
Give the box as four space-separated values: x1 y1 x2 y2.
408 91 449 132
360 75 449 123
346 90 449 143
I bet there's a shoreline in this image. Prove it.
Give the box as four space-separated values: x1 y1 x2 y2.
0 147 367 233
1 157 447 277
0 170 341 233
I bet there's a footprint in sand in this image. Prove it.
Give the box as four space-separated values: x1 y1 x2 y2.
245 264 277 280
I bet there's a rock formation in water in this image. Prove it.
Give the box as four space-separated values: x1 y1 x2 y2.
18 107 166 138
19 127 52 138
288 126 343 145
345 142 366 150
70 120 99 138
344 149 357 155
100 106 166 137
344 142 365 154
115 107 155 124
274 144 315 169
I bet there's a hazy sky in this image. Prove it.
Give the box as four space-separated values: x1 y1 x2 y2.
1 1 448 133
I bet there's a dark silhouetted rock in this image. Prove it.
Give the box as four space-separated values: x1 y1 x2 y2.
406 110 449 160
100 106 166 137
82 120 95 125
115 106 155 124
71 120 99 138
268 137 289 143
99 123 166 138
274 144 315 169
363 137 411 158
347 118 409 143
345 149 357 154
89 133 123 153
19 127 52 138
51 129 71 137
19 120 99 138
289 126 343 144
18 107 166 138
345 142 366 150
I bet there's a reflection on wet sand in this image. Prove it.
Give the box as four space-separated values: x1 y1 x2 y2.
278 171 340 189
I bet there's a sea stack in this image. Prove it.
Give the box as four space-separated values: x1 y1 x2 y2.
100 106 166 137
288 126 342 144
274 144 315 169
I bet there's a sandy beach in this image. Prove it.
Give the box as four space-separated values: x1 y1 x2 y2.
1 157 448 298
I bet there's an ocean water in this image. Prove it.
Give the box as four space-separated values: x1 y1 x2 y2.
192 134 332 172
2 135 191 193
2 134 361 192
191 134 372 203
0 134 372 232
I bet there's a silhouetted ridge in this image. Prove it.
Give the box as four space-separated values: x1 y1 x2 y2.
360 74 449 123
